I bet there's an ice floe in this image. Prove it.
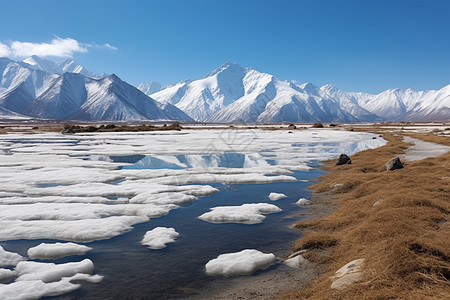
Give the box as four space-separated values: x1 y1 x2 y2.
205 249 276 276
141 227 180 249
27 243 92 259
15 259 94 282
0 273 102 300
198 203 282 224
0 269 14 282
0 246 23 267
268 192 287 201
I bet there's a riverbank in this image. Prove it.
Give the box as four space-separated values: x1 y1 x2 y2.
282 131 449 299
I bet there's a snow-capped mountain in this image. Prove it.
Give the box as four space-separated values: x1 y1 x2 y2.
348 86 450 121
148 63 449 123
1 56 448 123
150 63 247 121
150 63 368 123
23 55 106 79
0 57 192 121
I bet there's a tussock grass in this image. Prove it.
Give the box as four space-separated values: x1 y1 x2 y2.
283 132 450 299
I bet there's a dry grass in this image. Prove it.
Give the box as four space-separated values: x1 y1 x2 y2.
282 132 450 299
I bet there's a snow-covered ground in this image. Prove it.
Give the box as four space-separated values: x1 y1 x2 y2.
0 128 385 298
400 136 450 161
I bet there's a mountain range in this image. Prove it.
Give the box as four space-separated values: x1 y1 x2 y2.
0 56 448 122
142 62 449 123
0 57 192 121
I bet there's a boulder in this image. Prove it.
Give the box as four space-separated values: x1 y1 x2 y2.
288 124 296 130
336 154 351 165
386 157 404 171
61 127 75 134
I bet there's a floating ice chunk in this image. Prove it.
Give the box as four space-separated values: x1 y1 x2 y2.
15 259 94 282
0 246 23 267
268 192 287 201
141 227 179 249
205 249 276 276
154 173 297 185
296 198 312 206
198 203 282 224
28 242 92 259
0 279 80 300
0 216 148 242
0 273 103 299
0 269 14 282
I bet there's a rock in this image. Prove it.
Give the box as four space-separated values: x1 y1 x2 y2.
386 157 404 171
331 272 363 290
61 127 75 134
331 258 364 290
336 154 351 165
287 124 296 129
284 254 308 269
311 122 324 128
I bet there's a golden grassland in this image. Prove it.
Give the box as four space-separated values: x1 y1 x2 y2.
283 131 449 299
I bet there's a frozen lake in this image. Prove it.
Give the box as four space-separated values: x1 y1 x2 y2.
0 128 386 299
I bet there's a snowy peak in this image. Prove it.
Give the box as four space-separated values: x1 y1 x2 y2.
205 62 247 78
297 82 320 95
0 57 191 122
22 56 106 79
152 62 449 123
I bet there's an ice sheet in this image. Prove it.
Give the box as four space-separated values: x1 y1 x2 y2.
0 129 386 243
400 136 450 162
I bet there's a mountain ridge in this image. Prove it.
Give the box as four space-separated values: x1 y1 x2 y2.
140 63 449 123
0 57 193 122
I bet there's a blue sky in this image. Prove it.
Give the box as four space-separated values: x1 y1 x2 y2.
1 0 449 93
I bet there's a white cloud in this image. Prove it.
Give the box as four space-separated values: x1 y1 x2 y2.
0 37 118 58
0 43 10 57
85 42 118 51
10 37 87 58
103 43 118 51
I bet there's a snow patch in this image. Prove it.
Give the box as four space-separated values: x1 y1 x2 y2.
205 249 276 276
0 246 23 267
27 242 92 259
141 227 179 249
15 259 95 282
198 203 282 224
296 198 312 206
268 192 287 201
0 269 14 282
